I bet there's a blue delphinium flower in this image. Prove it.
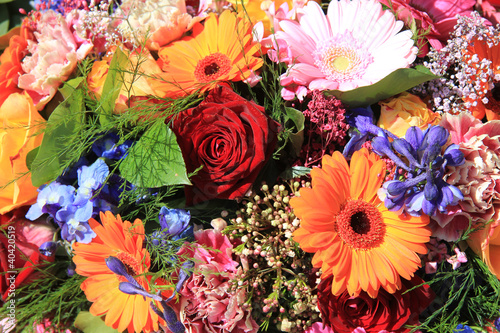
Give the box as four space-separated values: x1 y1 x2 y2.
373 125 464 216
92 133 133 160
453 324 475 333
56 201 96 243
26 182 76 220
74 158 110 205
26 159 114 244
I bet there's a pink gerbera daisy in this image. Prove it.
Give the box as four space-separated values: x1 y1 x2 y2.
272 0 417 97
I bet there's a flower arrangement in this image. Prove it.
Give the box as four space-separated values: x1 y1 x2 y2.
3 0 500 332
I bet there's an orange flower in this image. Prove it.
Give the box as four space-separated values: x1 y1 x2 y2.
73 212 166 333
0 92 44 214
468 219 500 279
151 10 263 98
291 148 431 298
378 92 441 137
227 0 293 36
462 35 500 121
0 29 30 108
87 47 162 114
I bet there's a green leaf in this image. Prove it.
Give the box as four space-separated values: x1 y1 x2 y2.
280 166 312 179
284 106 304 132
0 4 9 35
0 0 14 4
99 48 128 125
74 311 120 333
30 89 84 187
59 77 84 99
325 65 439 107
25 146 39 171
284 107 305 156
119 121 191 188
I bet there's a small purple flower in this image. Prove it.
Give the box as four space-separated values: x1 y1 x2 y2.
158 207 193 240
67 263 76 277
92 133 133 160
39 241 57 257
343 106 397 158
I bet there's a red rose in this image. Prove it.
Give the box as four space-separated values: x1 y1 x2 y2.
317 275 434 333
172 86 280 205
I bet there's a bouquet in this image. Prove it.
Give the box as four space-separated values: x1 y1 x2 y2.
2 0 500 332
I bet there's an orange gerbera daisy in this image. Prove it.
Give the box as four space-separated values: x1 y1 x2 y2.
291 148 430 298
73 211 166 333
151 10 263 98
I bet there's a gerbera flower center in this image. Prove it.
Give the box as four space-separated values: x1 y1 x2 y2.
194 52 231 83
313 32 373 83
336 199 385 250
116 251 142 277
485 81 500 115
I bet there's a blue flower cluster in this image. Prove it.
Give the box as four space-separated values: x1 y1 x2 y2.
26 133 133 244
453 324 475 333
343 108 464 216
372 125 464 216
26 159 111 243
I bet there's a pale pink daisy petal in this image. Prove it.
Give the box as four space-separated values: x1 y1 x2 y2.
277 21 317 64
271 0 417 93
299 1 332 42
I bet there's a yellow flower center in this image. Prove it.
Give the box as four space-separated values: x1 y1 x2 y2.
313 32 373 83
194 52 231 83
332 55 350 72
336 199 385 250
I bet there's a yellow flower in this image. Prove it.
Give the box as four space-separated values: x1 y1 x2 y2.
377 92 441 137
151 10 263 98
0 93 44 214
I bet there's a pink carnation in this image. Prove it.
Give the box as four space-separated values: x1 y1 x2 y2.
434 113 500 241
18 10 92 110
176 219 258 333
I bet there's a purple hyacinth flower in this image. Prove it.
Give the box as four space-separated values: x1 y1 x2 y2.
378 125 464 216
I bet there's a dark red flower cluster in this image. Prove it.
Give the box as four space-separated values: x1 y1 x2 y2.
299 90 349 167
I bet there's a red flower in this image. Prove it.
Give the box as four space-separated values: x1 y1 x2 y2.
0 207 55 302
317 275 434 333
172 86 280 205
